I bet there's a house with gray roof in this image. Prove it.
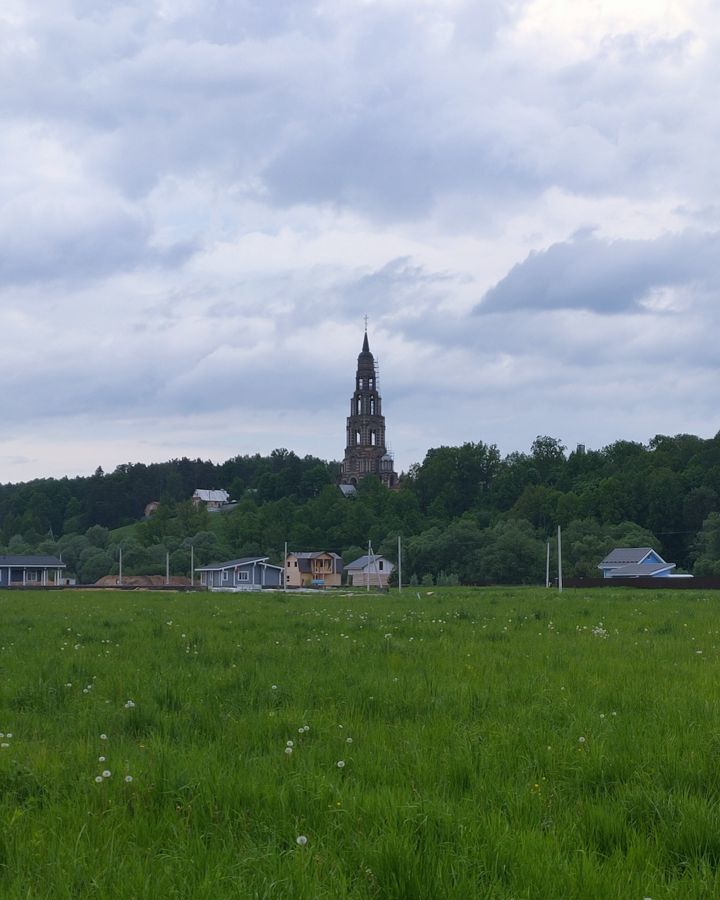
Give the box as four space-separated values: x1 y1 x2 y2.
598 547 678 578
192 489 230 510
345 554 394 588
285 552 343 588
0 555 66 587
195 557 283 591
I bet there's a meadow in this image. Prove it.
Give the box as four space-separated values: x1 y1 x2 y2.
0 586 719 899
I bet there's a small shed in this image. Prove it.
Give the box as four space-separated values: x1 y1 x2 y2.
195 557 283 591
0 555 66 587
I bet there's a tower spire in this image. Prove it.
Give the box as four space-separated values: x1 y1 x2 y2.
339 328 398 490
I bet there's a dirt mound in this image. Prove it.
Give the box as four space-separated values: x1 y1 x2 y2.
93 574 192 587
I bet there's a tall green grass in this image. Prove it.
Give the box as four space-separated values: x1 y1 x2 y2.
0 586 719 897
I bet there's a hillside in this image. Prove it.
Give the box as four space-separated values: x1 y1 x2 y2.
2 433 720 583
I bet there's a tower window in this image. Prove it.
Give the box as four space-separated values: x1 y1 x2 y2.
370 430 377 446
369 397 375 414
355 429 361 445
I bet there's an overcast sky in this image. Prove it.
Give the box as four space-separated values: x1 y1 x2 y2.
3 0 720 482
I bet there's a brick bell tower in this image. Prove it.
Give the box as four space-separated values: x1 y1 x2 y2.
340 328 398 489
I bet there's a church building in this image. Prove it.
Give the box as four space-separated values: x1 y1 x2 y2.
340 330 398 489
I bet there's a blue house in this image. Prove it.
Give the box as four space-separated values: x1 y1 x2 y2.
195 557 283 591
598 547 676 578
0 555 66 587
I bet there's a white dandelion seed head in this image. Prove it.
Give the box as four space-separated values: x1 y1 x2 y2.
125 775 133 783
95 775 103 783
271 684 278 690
346 737 353 744
286 740 294 747
98 756 106 763
578 736 586 743
102 770 111 778
337 760 345 768
296 835 308 846
100 734 108 740
0 743 8 749
284 746 293 755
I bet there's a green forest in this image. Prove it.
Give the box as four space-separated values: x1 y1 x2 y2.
2 433 720 584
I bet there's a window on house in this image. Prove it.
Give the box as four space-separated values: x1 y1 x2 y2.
27 570 38 582
237 571 249 582
223 570 229 581
379 561 384 570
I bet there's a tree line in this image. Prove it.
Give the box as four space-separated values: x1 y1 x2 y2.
2 433 720 583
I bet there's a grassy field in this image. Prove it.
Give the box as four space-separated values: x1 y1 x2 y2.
0 586 719 898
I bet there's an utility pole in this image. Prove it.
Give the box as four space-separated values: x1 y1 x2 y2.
397 534 402 593
546 542 550 588
118 546 123 586
557 526 563 593
284 541 288 593
190 544 194 586
367 539 371 593
166 551 170 585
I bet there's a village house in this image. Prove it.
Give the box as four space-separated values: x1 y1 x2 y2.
195 557 283 591
285 551 343 588
345 554 394 588
598 547 681 578
0 555 66 587
191 489 230 510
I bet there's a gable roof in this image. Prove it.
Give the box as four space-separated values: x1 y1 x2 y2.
598 547 665 568
193 489 229 503
0 555 65 568
604 562 676 577
195 557 281 572
346 555 391 571
288 551 342 573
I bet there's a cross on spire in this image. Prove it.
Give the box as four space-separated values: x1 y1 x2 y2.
363 314 368 332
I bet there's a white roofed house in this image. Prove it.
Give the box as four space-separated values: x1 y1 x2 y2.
597 547 688 578
345 554 394 588
191 489 230 510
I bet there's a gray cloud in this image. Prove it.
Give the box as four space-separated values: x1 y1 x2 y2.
476 230 720 314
